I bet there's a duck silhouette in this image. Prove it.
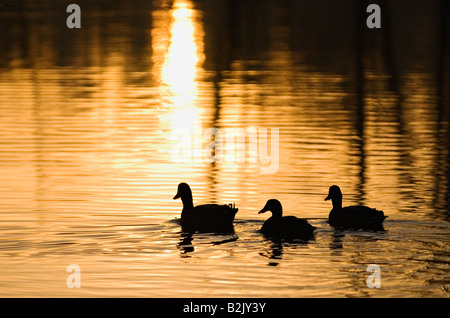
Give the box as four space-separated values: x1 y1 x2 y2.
258 199 315 240
325 185 387 230
173 183 238 233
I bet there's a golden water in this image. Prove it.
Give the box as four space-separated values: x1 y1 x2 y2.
0 0 449 297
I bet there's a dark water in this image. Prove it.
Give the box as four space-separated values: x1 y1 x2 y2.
0 0 449 297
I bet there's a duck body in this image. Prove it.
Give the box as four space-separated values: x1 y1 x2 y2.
261 216 315 239
258 199 315 240
325 185 386 230
180 203 238 233
174 183 238 233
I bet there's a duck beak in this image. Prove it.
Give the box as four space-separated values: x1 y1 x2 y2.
258 207 268 214
173 192 181 200
324 195 331 201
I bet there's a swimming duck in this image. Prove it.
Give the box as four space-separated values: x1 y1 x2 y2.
325 185 387 230
258 199 315 239
173 183 238 233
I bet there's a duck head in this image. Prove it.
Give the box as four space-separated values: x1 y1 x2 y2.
173 182 191 200
173 182 194 211
324 185 343 209
258 199 283 218
324 185 342 201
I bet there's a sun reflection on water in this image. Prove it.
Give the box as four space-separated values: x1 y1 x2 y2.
153 0 205 131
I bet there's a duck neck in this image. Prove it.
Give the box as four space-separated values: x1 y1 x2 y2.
331 197 342 210
181 193 194 215
271 208 282 219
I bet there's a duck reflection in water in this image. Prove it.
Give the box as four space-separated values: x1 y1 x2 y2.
329 228 387 258
178 233 195 255
177 232 239 256
259 236 316 266
259 240 283 266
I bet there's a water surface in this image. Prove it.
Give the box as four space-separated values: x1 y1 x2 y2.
0 0 449 297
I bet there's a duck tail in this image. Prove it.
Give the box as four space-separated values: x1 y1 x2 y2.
227 202 238 214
